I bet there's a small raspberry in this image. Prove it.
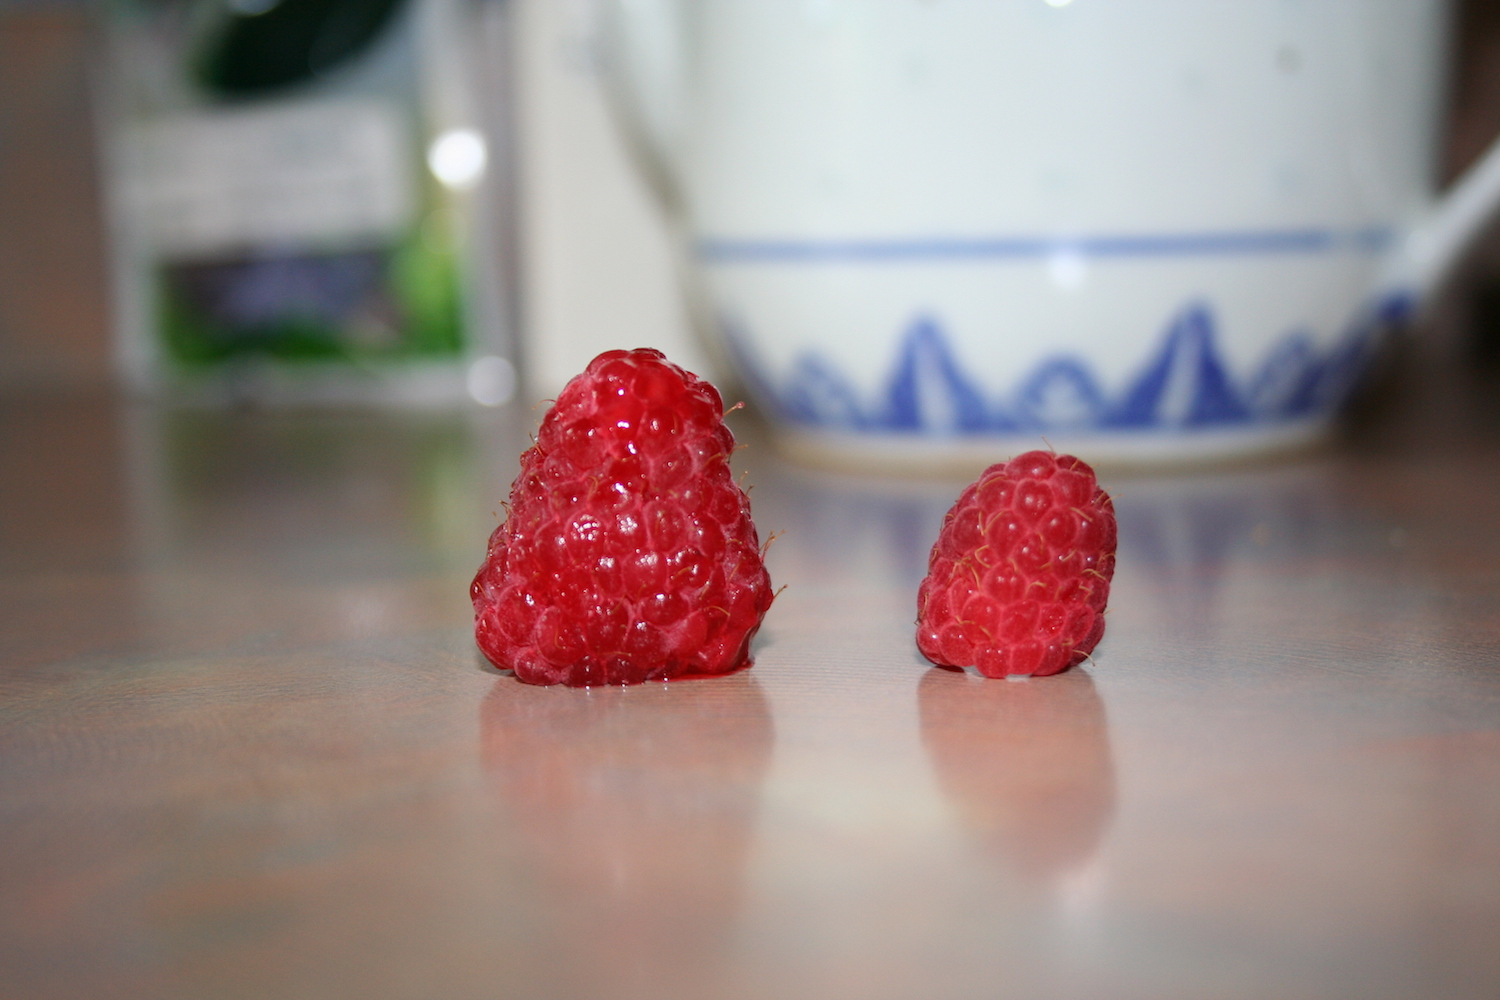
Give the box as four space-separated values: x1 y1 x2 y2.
471 348 774 686
916 451 1116 678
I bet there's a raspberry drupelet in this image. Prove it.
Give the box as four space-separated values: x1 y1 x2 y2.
471 348 774 686
916 451 1117 678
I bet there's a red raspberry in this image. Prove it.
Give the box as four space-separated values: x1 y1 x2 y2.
916 451 1116 678
471 348 774 686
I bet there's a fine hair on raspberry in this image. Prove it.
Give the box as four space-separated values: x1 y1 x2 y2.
916 450 1117 678
471 348 774 686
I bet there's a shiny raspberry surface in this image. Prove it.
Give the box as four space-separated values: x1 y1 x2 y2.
471 348 773 686
916 451 1117 678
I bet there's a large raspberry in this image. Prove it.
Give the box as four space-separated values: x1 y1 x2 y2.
471 348 774 686
916 451 1116 678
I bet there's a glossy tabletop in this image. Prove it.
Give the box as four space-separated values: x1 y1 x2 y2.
2 368 1498 1000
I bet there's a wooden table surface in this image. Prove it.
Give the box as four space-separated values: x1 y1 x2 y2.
2 371 1498 1000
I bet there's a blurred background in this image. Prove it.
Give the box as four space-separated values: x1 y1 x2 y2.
0 0 706 406
2 0 1497 410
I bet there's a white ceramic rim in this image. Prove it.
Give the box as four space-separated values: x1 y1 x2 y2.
774 419 1331 476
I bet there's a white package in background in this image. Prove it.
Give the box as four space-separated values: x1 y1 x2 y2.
98 0 517 407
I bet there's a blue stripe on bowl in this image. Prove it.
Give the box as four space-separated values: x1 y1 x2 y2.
697 226 1396 264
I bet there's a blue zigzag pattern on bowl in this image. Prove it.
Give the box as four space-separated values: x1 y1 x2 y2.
722 295 1413 435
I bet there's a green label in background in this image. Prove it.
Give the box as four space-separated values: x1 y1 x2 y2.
159 230 463 367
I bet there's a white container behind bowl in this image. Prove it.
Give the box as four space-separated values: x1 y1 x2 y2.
511 0 711 403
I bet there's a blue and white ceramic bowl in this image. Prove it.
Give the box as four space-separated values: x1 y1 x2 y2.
603 0 1500 469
